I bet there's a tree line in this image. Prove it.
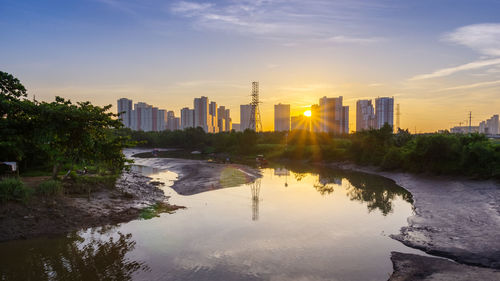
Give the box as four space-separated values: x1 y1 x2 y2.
0 71 131 178
123 124 500 179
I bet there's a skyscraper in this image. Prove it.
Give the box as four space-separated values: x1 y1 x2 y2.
209 101 218 133
310 104 321 132
117 98 132 128
194 96 209 132
342 106 349 134
356 100 376 131
217 106 232 132
319 96 346 134
274 103 290 132
240 104 253 131
181 107 195 129
375 97 394 129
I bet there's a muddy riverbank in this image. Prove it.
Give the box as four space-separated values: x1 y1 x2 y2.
329 163 500 278
0 170 181 242
130 152 262 196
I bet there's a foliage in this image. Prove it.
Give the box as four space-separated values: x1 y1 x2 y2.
140 202 177 220
0 178 34 203
124 124 500 179
0 71 132 178
37 179 64 196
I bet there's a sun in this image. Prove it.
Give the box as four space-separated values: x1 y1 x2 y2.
304 110 311 117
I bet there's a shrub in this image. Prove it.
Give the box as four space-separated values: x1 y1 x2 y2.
0 178 34 203
381 147 403 170
37 179 63 196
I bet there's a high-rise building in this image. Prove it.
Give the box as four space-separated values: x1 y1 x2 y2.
194 96 209 132
209 101 218 133
356 100 376 131
130 102 153 132
217 106 232 132
342 106 349 134
180 107 195 129
318 96 346 134
291 115 310 131
274 103 290 132
240 104 253 131
310 104 321 132
375 97 394 129
166 110 178 131
479 114 499 135
157 109 166 131
117 98 132 128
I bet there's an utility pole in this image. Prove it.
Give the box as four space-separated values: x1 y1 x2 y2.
469 111 472 133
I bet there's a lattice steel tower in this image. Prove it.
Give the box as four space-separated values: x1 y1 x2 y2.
249 82 263 132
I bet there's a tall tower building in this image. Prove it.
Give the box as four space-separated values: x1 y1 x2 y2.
194 96 209 132
240 104 253 131
209 101 218 133
356 100 376 131
117 98 132 128
342 106 349 134
375 97 394 129
180 107 195 129
217 106 232 132
319 96 344 134
274 103 290 132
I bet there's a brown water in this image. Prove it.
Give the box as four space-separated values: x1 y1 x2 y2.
0 157 425 281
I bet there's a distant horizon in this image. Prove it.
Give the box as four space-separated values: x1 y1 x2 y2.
2 0 500 132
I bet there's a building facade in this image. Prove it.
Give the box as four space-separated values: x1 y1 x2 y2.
356 99 376 131
240 104 253 131
117 98 132 128
274 103 290 132
375 97 394 129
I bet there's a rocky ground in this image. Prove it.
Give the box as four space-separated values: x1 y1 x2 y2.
330 163 500 279
0 170 181 242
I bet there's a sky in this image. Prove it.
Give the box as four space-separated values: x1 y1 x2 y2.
1 0 500 132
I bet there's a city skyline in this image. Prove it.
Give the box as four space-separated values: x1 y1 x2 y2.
2 1 500 132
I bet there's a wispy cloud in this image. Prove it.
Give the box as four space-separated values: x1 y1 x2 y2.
410 23 500 80
443 23 500 56
410 57 500 80
169 0 386 43
437 79 500 91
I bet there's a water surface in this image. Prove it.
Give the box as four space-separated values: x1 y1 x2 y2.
0 160 424 281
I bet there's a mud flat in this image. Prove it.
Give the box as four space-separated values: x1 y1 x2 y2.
0 170 180 242
388 252 500 281
129 150 262 196
330 163 500 278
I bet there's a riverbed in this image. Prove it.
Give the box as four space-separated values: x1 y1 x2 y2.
0 151 429 281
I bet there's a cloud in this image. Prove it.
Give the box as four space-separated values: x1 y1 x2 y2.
443 23 500 56
170 1 213 15
326 35 381 44
437 79 500 91
169 1 385 42
411 23 500 80
410 57 500 80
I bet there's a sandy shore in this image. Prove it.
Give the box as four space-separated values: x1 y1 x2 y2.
0 170 180 242
330 163 500 278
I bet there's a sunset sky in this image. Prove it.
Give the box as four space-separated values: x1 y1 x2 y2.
1 0 499 132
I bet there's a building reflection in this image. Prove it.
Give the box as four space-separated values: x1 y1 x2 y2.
0 227 149 281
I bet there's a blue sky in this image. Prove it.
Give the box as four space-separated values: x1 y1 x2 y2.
1 0 500 131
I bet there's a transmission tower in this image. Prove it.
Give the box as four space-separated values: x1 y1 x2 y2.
396 103 400 132
249 82 263 132
250 179 261 221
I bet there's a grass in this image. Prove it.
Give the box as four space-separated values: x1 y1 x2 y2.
37 179 63 196
0 178 34 203
139 202 177 220
219 167 249 187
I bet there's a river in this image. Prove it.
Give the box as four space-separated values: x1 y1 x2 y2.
0 157 426 281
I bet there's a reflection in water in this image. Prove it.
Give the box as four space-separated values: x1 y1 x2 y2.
0 227 148 281
274 165 413 216
250 179 261 221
